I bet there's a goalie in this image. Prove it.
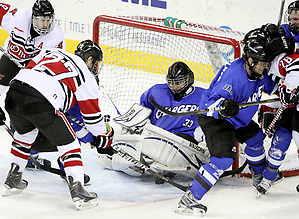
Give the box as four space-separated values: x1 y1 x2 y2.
97 61 210 178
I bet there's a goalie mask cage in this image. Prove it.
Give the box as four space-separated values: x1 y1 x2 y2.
92 15 299 178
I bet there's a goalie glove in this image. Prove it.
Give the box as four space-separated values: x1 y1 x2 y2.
279 84 299 108
91 124 114 151
0 107 6 125
219 99 239 119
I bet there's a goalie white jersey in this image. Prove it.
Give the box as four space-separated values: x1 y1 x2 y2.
0 3 65 64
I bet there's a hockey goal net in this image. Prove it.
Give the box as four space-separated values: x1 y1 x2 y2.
92 15 299 177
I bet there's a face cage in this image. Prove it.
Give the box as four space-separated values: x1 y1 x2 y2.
32 15 55 35
166 76 189 94
91 60 103 85
284 6 299 23
250 59 270 80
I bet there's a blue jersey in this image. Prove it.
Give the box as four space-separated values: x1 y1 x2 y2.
67 103 94 144
281 24 299 44
200 58 275 129
140 83 205 138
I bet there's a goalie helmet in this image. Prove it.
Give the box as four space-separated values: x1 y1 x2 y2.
75 40 103 83
32 0 55 35
166 61 194 101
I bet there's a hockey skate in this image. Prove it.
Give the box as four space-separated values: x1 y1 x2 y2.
256 178 272 197
250 167 284 188
249 167 263 187
67 176 98 210
57 158 91 185
176 190 207 216
3 163 28 197
26 155 51 170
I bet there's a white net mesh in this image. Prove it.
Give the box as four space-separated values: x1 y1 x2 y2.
93 15 245 116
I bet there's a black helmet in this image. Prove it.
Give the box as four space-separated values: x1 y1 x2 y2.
75 40 103 63
243 38 268 62
75 40 103 83
243 38 269 80
32 0 54 16
166 61 194 101
244 28 267 42
32 0 55 35
288 1 299 13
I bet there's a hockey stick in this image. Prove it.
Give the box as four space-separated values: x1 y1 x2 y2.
99 85 121 115
149 97 280 117
264 106 286 137
2 123 66 176
277 0 286 28
65 113 188 191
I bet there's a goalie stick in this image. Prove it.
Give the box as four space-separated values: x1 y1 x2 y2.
149 97 280 117
65 113 188 191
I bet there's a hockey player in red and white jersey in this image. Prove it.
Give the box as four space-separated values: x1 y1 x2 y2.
252 51 299 195
0 0 65 93
2 40 112 210
0 0 65 170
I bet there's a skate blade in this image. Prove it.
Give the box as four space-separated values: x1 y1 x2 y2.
175 207 205 216
2 184 24 197
255 190 264 198
75 199 98 210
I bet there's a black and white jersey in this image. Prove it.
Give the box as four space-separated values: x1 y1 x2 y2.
0 3 65 64
13 48 106 136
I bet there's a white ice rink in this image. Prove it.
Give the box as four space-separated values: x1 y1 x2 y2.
1 95 299 219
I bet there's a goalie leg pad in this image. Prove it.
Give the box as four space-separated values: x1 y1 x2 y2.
141 135 205 178
98 135 143 177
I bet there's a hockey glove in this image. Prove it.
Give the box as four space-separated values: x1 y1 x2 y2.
91 125 114 150
260 23 285 39
0 107 6 125
288 24 299 35
279 84 299 108
219 99 239 119
266 36 295 62
96 147 114 156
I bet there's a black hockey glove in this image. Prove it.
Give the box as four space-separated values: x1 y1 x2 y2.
0 107 6 125
266 36 295 62
219 99 239 119
91 126 114 149
279 85 299 108
288 24 299 35
260 23 285 39
96 147 114 156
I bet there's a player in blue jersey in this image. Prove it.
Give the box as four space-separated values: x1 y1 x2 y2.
97 61 208 178
175 31 288 216
281 1 299 48
139 61 205 143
